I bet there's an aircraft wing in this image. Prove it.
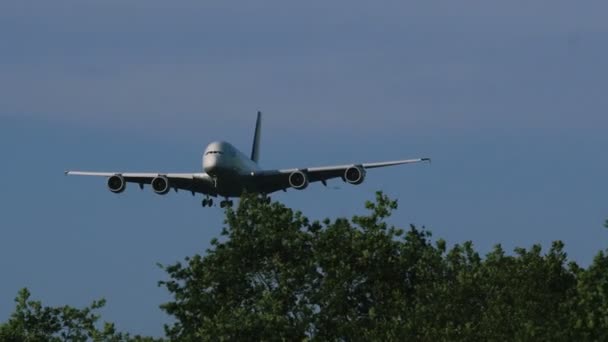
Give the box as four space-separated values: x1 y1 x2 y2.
65 171 213 194
250 158 430 193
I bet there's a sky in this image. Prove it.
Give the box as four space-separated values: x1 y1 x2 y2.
1 0 607 337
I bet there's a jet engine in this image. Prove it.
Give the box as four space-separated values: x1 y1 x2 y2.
289 170 309 190
107 175 126 193
151 176 170 195
343 166 366 185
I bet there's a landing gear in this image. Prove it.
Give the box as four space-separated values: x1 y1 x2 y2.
220 199 234 208
260 194 271 204
202 196 233 208
202 198 214 207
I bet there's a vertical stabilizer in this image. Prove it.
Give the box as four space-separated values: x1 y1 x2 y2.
250 111 262 163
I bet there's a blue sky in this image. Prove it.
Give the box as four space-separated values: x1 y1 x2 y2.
1 0 607 337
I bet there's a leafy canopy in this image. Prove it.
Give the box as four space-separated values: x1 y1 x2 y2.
159 192 608 341
3 193 608 341
0 288 159 342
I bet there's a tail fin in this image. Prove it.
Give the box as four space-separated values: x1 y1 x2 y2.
250 111 262 163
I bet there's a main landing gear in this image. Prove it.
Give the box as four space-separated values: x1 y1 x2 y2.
260 195 271 204
220 199 233 208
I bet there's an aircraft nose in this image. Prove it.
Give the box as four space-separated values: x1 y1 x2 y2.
203 155 218 174
203 156 217 173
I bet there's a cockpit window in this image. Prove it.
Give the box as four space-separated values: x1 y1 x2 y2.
205 151 223 155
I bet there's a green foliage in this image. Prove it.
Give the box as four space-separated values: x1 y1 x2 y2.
0 288 160 342
159 194 316 341
571 250 608 340
160 191 608 341
3 194 608 340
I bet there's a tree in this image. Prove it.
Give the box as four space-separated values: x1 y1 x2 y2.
160 192 608 341
4 194 608 340
0 288 158 342
159 194 316 341
570 250 608 340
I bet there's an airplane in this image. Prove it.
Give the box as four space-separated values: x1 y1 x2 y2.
66 112 430 208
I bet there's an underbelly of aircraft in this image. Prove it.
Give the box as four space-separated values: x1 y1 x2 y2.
207 170 252 197
207 174 278 198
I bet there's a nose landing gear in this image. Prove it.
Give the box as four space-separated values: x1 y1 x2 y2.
202 197 214 207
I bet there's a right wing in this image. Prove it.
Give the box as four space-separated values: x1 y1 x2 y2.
65 171 214 194
249 158 430 194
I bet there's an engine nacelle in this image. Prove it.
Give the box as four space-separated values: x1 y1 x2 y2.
107 175 126 193
343 166 366 185
151 176 170 195
289 170 309 190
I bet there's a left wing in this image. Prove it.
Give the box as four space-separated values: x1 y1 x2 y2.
249 158 430 194
65 171 213 194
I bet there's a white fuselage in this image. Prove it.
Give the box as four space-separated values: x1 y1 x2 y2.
202 140 260 180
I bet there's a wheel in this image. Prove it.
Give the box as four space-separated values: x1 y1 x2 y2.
229 200 234 207
220 200 226 208
209 198 213 206
202 199 208 207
